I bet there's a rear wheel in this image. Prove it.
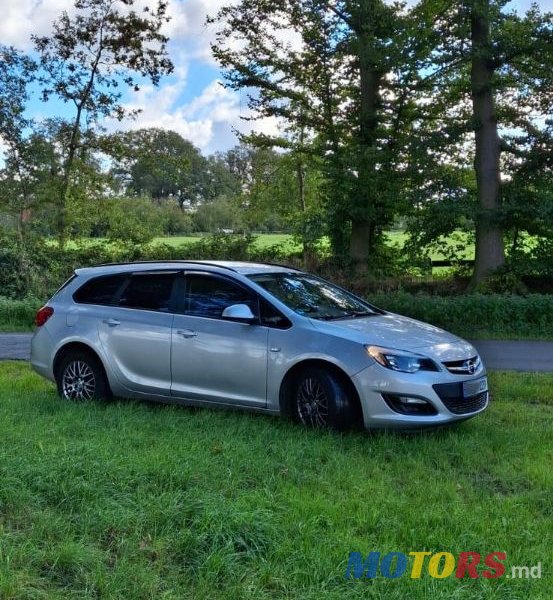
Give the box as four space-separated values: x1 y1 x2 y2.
56 351 109 402
292 367 358 431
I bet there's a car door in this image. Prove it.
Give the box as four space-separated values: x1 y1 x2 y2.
170 271 269 407
98 271 178 396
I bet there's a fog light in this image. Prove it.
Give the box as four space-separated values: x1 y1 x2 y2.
398 397 427 405
382 394 438 416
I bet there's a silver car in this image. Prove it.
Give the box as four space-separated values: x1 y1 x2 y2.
31 261 488 430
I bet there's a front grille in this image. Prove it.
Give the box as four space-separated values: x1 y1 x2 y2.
433 382 489 415
442 356 481 375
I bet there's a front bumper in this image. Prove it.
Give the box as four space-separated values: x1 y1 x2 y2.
352 363 489 430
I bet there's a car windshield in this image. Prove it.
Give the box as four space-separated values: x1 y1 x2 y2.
248 273 380 320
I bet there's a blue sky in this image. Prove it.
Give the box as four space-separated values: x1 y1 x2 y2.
1 0 551 156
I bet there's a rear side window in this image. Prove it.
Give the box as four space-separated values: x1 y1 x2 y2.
73 274 127 305
118 273 177 312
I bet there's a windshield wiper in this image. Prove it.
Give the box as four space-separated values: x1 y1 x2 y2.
317 311 376 321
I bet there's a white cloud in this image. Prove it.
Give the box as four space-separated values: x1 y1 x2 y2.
6 0 553 155
114 78 281 153
1 0 259 152
0 0 76 49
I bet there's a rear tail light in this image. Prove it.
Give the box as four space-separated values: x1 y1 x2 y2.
35 306 54 327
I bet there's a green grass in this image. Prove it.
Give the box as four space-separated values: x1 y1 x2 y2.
0 362 551 599
45 231 471 260
153 233 302 250
151 232 473 260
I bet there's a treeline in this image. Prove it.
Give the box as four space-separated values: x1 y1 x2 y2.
211 0 553 287
0 123 303 242
1 0 553 291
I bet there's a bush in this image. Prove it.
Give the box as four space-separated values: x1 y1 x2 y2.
366 292 553 339
0 296 41 330
1 235 553 339
0 234 300 301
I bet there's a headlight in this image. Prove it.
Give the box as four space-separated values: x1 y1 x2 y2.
365 345 439 373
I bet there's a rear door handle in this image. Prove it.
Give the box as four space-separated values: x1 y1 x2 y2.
103 318 120 327
176 329 198 338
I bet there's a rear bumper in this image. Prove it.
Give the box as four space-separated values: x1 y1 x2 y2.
30 327 56 382
352 363 489 430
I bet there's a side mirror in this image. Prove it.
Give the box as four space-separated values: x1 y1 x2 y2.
221 303 256 323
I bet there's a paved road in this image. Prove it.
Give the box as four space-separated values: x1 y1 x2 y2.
0 334 34 360
0 334 552 372
471 340 553 373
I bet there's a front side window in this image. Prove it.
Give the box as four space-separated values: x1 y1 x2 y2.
249 273 379 321
185 274 258 319
118 273 177 312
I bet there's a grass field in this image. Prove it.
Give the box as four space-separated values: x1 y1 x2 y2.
49 232 475 260
152 232 475 260
0 362 550 599
153 233 303 251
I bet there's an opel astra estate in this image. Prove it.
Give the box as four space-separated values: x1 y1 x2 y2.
31 261 488 430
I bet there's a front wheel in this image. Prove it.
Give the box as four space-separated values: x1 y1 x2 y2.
292 367 359 431
56 351 109 402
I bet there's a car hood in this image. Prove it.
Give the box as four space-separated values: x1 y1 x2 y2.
309 312 477 362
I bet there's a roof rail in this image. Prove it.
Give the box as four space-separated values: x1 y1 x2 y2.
95 260 238 272
264 262 302 271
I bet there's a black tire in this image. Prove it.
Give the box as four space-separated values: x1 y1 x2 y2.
291 366 358 431
56 350 110 402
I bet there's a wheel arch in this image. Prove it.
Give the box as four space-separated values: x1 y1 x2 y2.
53 341 110 389
278 358 364 424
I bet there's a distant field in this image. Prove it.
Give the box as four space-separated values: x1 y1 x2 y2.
45 231 477 261
47 231 529 261
152 233 302 250
154 232 475 261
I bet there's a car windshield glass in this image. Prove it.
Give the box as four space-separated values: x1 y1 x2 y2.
248 273 379 320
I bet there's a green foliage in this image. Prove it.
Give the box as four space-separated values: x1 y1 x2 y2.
211 1 413 266
107 128 240 205
158 200 194 236
102 197 164 244
30 0 174 243
367 292 553 339
191 197 245 234
0 297 40 331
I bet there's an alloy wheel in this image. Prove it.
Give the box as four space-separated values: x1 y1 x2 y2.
296 376 329 428
62 360 96 401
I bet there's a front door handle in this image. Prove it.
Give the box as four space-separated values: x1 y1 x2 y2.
176 329 198 338
103 318 120 327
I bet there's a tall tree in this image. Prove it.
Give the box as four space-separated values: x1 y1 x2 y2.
33 0 173 245
0 46 37 240
407 0 553 286
468 0 505 284
108 128 240 205
211 0 408 270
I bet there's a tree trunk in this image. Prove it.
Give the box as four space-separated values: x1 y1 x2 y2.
297 160 316 267
349 11 382 272
469 0 505 288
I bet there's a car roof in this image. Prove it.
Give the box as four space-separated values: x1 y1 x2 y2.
74 260 301 277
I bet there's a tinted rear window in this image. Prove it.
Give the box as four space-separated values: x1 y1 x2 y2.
73 274 127 305
118 273 177 311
